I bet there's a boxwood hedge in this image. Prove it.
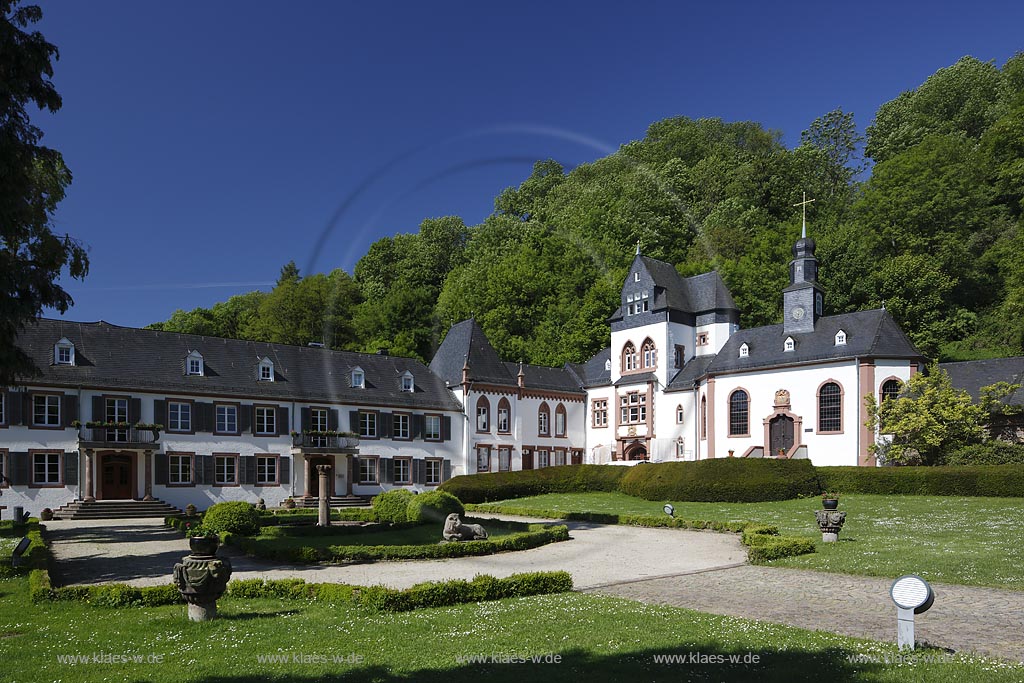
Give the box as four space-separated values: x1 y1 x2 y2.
440 464 628 503
817 464 1024 497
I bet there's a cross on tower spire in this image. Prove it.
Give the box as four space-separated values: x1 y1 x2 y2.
635 240 641 256
793 192 815 238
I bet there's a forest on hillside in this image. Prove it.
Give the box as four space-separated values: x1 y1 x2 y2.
149 55 1024 366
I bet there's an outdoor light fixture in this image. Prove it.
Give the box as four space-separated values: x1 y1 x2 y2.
890 574 935 650
663 504 674 518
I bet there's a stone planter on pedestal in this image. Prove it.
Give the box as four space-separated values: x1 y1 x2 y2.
815 509 847 543
174 537 233 621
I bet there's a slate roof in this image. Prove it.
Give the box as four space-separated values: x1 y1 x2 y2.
665 354 717 392
614 371 658 387
610 256 738 321
566 348 611 388
640 256 693 312
708 309 921 375
684 271 737 312
501 362 583 394
940 357 1024 405
15 319 462 411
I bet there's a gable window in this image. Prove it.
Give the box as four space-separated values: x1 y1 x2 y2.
498 447 511 472
835 330 847 346
784 337 795 352
700 396 707 440
622 342 637 372
168 454 193 485
33 394 61 427
168 401 192 432
33 452 61 486
739 343 749 358
393 413 411 440
641 339 657 369
55 338 75 366
696 333 709 347
676 404 684 424
425 458 443 485
358 457 378 484
476 396 490 432
254 406 277 435
259 359 274 382
619 392 647 424
592 399 607 428
497 398 511 434
538 402 551 436
256 455 279 485
555 404 567 437
476 445 490 472
401 372 414 392
728 389 749 437
673 345 685 369
216 404 239 435
880 379 903 404
818 382 843 433
185 351 204 376
424 414 441 441
394 457 411 484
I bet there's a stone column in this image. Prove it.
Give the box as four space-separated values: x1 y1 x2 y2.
346 455 354 496
83 449 95 502
143 450 154 501
317 464 331 526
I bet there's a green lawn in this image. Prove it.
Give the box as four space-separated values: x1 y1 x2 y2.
474 492 1024 590
0 575 1019 682
252 518 522 551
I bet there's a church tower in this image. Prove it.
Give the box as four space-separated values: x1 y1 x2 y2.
783 196 825 334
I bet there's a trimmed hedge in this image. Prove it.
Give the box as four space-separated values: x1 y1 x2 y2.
224 522 570 564
202 501 261 536
407 491 464 523
943 442 1024 466
372 490 416 523
818 464 1024 497
440 465 628 504
620 459 820 503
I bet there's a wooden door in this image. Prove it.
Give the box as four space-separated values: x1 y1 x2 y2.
102 455 132 499
769 416 795 456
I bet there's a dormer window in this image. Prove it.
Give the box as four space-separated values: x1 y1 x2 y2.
739 343 749 358
634 272 640 282
401 371 414 392
351 367 365 388
258 358 274 382
54 338 75 366
835 330 847 346
784 337 795 352
185 350 204 376
604 359 611 372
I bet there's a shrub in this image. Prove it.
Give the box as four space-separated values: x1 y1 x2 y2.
407 490 464 524
746 537 816 564
817 464 1024 497
944 441 1024 466
201 501 261 536
29 569 53 603
371 489 415 523
441 465 627 504
620 459 820 502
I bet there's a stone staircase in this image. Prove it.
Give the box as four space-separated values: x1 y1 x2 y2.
53 499 184 520
290 495 371 509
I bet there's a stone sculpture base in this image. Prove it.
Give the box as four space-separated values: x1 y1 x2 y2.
173 548 233 622
188 601 217 622
815 509 847 543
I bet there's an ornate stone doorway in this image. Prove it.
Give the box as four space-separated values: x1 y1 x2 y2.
624 443 648 461
769 415 795 456
762 389 802 458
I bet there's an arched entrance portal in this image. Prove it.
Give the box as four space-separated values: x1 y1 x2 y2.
768 415 795 457
624 443 648 461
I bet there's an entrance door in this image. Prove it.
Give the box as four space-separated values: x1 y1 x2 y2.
625 444 648 461
308 458 334 498
101 454 133 499
769 415 795 456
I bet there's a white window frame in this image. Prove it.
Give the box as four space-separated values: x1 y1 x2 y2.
216 404 238 434
186 352 204 376
32 452 61 485
498 447 511 472
214 455 238 485
359 411 377 438
835 330 847 346
33 394 61 427
425 459 442 486
393 457 411 484
358 457 378 484
168 454 193 485
256 456 278 485
401 373 414 392
54 337 75 366
739 343 749 358
476 445 490 472
254 406 277 435
555 407 566 437
168 401 192 432
538 407 550 436
424 414 441 441
393 413 410 440
592 399 607 428
259 359 274 382
497 405 510 434
537 449 550 468
351 368 364 388
784 337 795 352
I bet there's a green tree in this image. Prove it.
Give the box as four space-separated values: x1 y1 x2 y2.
865 366 985 465
0 1 88 384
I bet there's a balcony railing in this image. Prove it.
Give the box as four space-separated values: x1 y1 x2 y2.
291 434 359 451
78 426 160 446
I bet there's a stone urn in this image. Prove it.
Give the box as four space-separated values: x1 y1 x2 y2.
174 536 233 621
815 509 847 543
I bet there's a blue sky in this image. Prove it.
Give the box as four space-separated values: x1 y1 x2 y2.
34 0 1024 328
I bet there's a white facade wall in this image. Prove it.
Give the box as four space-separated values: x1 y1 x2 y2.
584 386 615 464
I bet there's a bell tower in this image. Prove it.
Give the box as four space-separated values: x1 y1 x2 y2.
783 194 825 334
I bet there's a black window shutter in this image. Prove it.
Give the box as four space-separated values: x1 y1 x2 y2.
239 406 251 434
241 456 256 485
301 407 310 431
379 412 392 439
155 454 168 485
129 398 142 424
22 394 31 424
62 395 79 427
413 459 425 485
442 416 452 441
11 452 29 485
442 459 452 482
63 452 79 485
412 414 424 439
522 450 534 470
381 458 393 484
154 400 166 427
203 403 216 432
191 403 204 432
276 407 289 435
7 391 22 425
327 408 338 431
92 396 104 422
279 456 291 485
349 410 360 433
202 455 215 485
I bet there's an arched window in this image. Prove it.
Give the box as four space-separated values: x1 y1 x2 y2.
880 379 902 404
476 396 490 433
700 396 707 440
818 382 842 433
496 397 511 434
538 402 551 436
555 403 567 437
622 342 637 372
641 338 657 369
728 389 749 436
676 404 684 424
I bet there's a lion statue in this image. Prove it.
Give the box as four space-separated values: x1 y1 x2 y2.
442 513 488 542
